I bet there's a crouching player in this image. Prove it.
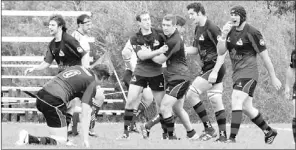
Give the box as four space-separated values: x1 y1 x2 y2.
15 64 110 147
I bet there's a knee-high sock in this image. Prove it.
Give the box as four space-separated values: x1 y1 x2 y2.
193 101 212 129
123 109 134 136
163 115 175 137
215 110 227 137
230 110 243 139
251 112 272 135
159 114 167 134
28 134 57 145
145 114 161 130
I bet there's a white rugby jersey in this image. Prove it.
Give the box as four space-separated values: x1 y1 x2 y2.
71 30 90 52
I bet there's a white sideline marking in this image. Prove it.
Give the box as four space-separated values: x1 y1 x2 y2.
1 122 293 131
236 124 292 132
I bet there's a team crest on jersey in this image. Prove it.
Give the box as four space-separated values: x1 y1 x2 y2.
259 39 265 46
59 50 65 56
199 35 204 41
166 86 170 92
62 70 81 78
159 82 164 88
77 47 84 53
131 76 136 82
227 37 231 42
132 45 137 49
236 38 243 45
237 82 243 88
153 39 160 47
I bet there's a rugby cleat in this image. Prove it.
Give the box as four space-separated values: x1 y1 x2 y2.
187 133 200 140
130 123 140 133
198 127 217 141
214 136 228 142
265 129 277 144
15 130 29 145
225 137 236 143
161 133 168 140
67 130 79 137
116 133 129 140
168 134 181 140
89 130 98 137
140 124 150 139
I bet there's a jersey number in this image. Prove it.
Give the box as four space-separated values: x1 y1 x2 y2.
62 70 81 78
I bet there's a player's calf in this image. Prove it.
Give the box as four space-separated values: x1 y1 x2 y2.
16 130 58 145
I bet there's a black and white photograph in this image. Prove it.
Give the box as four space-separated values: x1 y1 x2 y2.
1 1 295 149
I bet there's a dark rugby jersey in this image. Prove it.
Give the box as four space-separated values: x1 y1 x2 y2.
130 28 166 77
43 65 98 106
44 32 87 68
226 23 267 81
163 29 191 82
193 19 221 71
290 50 296 88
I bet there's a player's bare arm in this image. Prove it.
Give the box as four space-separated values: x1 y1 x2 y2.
80 82 104 147
122 40 135 71
259 50 282 90
137 45 168 60
152 53 167 65
24 61 51 75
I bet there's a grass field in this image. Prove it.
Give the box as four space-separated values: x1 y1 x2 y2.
1 122 295 149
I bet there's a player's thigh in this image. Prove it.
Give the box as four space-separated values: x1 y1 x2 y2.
36 89 68 128
122 70 133 89
173 96 184 112
189 76 212 95
127 84 143 104
128 75 147 102
142 86 154 106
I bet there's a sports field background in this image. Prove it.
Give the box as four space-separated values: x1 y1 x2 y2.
2 122 294 149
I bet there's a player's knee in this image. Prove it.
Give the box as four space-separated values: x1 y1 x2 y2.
186 88 201 105
160 103 172 115
231 91 246 110
208 91 224 110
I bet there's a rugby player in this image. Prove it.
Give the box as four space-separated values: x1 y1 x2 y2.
151 14 200 140
140 15 200 140
284 49 296 143
121 38 154 133
216 5 281 143
24 14 89 74
69 14 97 137
185 2 226 141
117 11 168 139
16 64 110 148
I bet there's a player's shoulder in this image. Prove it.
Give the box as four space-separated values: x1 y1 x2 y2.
206 20 220 32
246 23 261 35
48 38 55 47
63 32 77 43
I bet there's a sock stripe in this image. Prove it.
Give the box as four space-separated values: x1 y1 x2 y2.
231 123 241 129
198 110 207 118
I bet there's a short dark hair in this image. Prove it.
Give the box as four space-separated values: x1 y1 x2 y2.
92 64 110 80
77 14 91 25
49 14 67 32
163 14 177 26
136 11 149 22
187 2 206 15
176 15 186 27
